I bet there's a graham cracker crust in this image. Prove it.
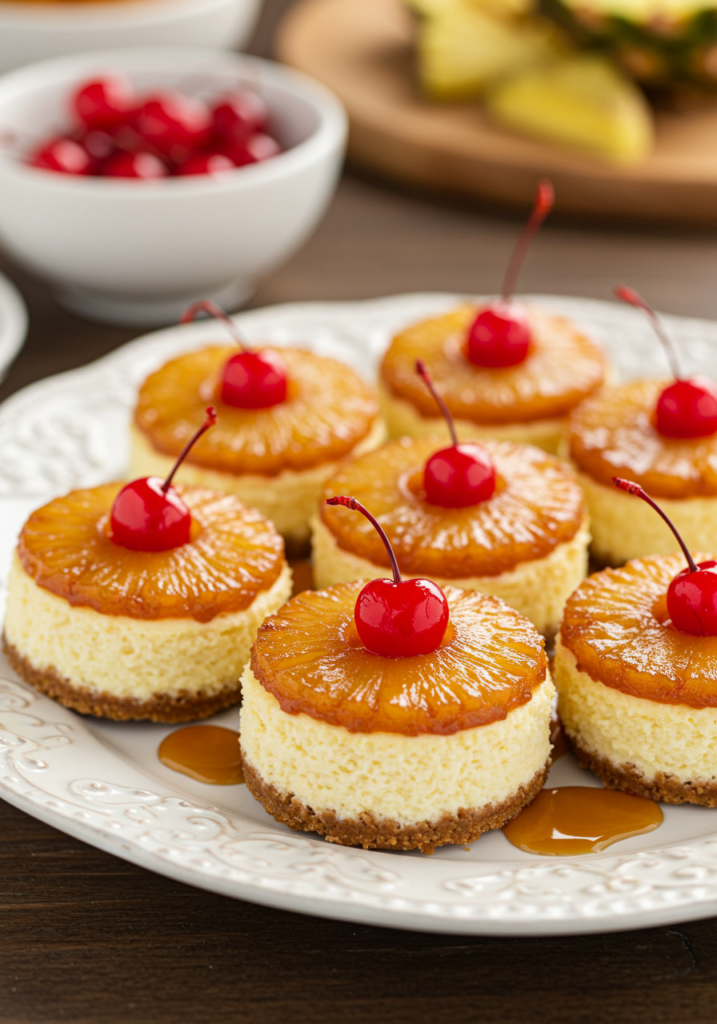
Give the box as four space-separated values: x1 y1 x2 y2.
242 756 550 854
570 735 717 807
3 635 242 723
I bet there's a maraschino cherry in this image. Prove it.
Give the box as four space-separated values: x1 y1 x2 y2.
615 286 717 439
467 179 554 369
181 300 288 409
415 360 495 507
325 496 449 657
110 407 217 552
613 477 717 635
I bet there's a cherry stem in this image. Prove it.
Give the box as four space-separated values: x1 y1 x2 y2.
162 407 217 493
500 179 554 304
416 359 458 447
613 477 698 573
180 300 247 351
326 496 402 585
614 286 681 381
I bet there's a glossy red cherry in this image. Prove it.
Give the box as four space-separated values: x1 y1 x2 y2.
31 138 92 175
132 92 212 160
110 407 217 552
178 152 234 176
615 286 717 440
222 132 282 167
325 496 449 657
467 179 554 368
416 359 495 507
181 299 288 409
102 151 168 179
72 76 131 131
613 477 717 635
212 91 269 141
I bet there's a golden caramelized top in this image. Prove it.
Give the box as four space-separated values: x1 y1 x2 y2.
18 482 285 622
251 581 547 735
321 437 585 578
134 345 380 477
568 378 717 499
560 553 717 708
380 306 606 425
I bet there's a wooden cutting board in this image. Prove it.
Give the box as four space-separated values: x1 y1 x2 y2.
277 0 717 224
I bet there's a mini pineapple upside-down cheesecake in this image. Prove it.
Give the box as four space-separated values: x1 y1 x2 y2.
555 479 717 806
4 411 292 722
130 301 385 552
313 362 589 637
566 287 717 566
379 182 607 454
241 498 554 853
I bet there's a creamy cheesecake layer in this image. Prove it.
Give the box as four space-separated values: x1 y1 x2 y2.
572 466 717 565
240 667 555 825
378 381 564 454
555 639 717 786
5 553 292 702
129 416 386 547
311 514 589 636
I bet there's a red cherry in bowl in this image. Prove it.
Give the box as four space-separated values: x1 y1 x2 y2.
467 179 554 369
181 299 288 410
73 76 131 132
326 496 449 657
212 91 269 141
110 407 217 552
416 360 495 507
615 286 717 440
613 477 717 635
31 138 92 175
178 152 234 177
132 92 211 159
102 151 168 180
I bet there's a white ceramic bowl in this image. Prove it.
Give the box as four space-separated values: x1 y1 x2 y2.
0 48 347 325
0 0 262 74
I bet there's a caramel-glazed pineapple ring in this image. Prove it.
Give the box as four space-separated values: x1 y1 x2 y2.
569 378 717 499
135 346 379 477
321 437 585 577
251 581 547 735
18 483 285 622
381 306 605 424
560 553 717 708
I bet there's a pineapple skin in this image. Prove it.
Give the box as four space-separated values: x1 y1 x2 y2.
539 0 717 90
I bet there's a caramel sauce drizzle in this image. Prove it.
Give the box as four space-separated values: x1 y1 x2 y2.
158 725 243 785
503 786 663 856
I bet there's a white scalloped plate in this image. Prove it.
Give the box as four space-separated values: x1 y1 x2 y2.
4 293 717 937
0 270 27 384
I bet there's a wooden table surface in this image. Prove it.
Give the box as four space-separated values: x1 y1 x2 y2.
4 3 717 1022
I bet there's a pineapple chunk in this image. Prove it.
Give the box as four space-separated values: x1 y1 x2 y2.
418 2 562 98
486 54 654 162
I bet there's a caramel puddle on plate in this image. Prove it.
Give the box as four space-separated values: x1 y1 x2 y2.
503 787 663 855
158 725 243 785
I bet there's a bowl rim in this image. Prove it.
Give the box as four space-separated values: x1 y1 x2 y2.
0 0 251 29
0 48 347 195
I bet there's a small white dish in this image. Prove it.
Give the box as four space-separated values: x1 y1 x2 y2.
0 0 262 74
1 293 717 935
0 48 347 325
0 270 27 382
